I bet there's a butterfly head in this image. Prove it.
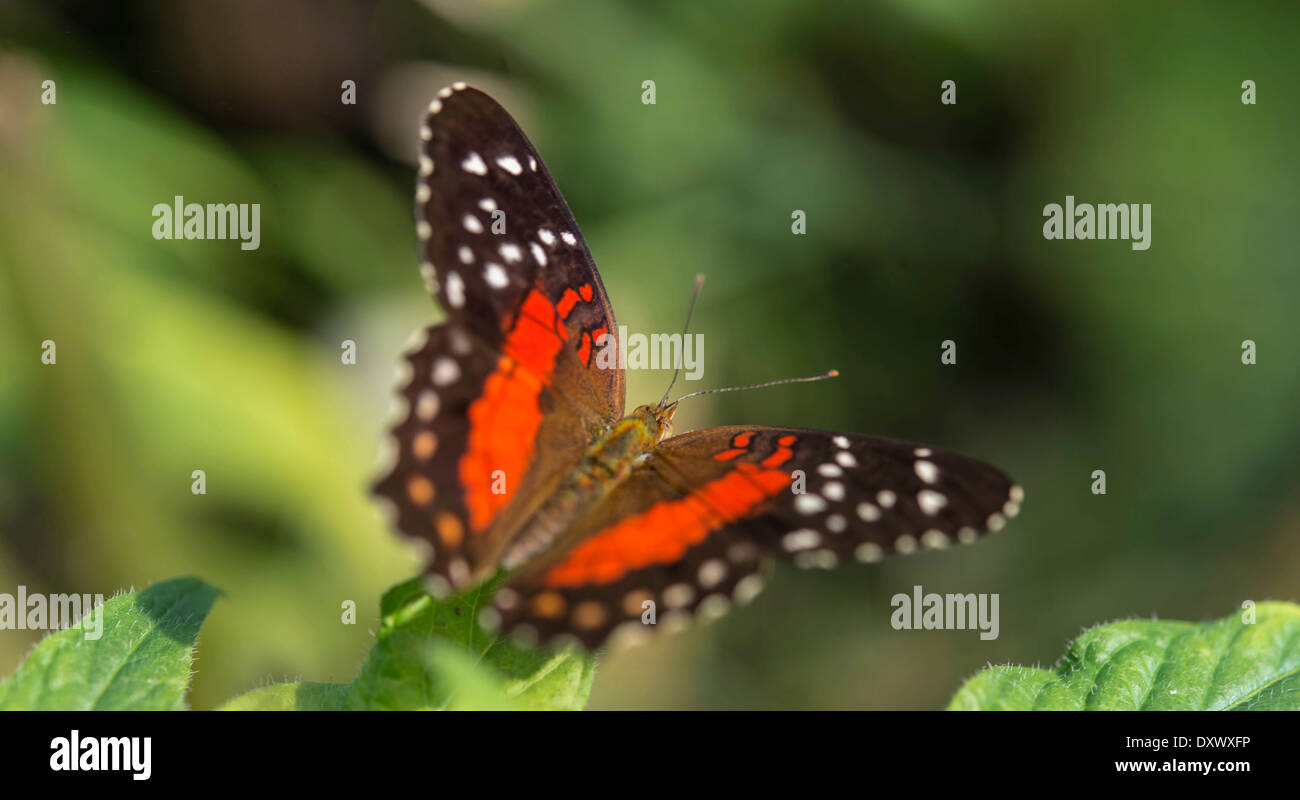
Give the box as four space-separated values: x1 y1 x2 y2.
631 401 678 444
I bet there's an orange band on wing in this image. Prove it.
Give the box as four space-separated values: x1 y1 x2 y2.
542 464 791 587
460 290 564 532
577 331 592 365
556 288 581 318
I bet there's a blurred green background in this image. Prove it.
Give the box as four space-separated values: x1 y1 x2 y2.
1 0 1297 710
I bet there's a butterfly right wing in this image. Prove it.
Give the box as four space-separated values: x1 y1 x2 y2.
490 426 1022 648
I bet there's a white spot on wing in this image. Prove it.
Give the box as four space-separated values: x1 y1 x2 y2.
463 214 484 234
461 152 487 175
443 270 465 302
496 155 523 175
500 243 523 262
782 529 821 552
416 390 439 421
915 460 939 483
921 529 949 549
484 262 509 288
917 489 947 515
530 242 547 266
432 357 460 386
855 542 884 563
698 559 727 589
448 327 472 355
663 583 695 609
794 494 827 515
733 574 764 605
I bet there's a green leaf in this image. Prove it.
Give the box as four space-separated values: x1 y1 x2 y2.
223 575 597 711
0 577 220 710
949 602 1300 710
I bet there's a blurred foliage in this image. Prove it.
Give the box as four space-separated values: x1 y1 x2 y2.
1 0 1298 709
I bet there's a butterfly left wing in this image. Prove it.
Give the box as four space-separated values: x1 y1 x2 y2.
375 85 627 589
491 426 1023 648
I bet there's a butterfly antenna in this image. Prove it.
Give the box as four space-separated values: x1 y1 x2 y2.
672 370 840 405
658 273 706 407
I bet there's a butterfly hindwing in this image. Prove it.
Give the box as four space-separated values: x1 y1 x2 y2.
491 426 1022 647
491 462 772 649
373 323 496 584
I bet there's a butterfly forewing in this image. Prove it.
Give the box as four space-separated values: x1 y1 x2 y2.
415 84 622 418
656 427 1022 565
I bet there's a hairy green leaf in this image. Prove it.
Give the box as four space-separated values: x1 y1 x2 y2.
949 602 1300 710
223 575 596 711
0 577 220 710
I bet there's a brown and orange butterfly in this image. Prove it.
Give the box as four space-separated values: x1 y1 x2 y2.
374 84 1023 649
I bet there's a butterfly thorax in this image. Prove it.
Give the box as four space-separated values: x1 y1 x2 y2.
580 404 674 479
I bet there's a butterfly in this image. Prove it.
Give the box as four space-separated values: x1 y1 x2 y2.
374 83 1023 649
